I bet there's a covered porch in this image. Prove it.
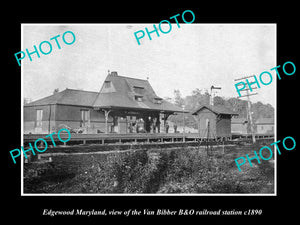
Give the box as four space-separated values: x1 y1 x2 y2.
96 107 176 134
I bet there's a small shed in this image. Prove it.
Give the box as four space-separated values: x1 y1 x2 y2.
192 105 238 139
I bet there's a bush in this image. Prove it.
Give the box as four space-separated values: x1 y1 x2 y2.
24 145 274 194
110 149 174 193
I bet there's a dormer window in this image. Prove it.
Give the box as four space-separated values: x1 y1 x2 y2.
133 86 145 95
154 97 163 104
135 96 143 102
104 81 111 88
100 80 116 93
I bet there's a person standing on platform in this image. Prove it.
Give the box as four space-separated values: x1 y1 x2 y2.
166 122 169 133
173 123 177 133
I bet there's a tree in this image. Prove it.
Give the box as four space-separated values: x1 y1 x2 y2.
213 96 225 106
166 88 274 130
191 88 202 96
23 98 32 105
252 102 274 120
53 88 59 95
173 90 184 108
163 96 173 103
225 98 248 118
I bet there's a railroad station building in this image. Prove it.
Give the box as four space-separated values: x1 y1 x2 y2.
24 71 184 134
230 117 275 136
254 118 274 135
231 117 249 135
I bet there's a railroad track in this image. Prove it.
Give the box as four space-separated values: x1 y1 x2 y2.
23 133 274 164
24 137 274 155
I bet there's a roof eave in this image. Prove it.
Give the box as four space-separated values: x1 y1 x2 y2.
93 105 186 113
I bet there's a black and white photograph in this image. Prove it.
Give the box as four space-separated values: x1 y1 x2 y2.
4 5 298 223
21 24 276 195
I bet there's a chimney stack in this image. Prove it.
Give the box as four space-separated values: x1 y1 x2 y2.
110 71 118 76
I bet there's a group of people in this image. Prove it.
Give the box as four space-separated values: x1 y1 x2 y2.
128 121 143 133
165 122 177 133
127 121 178 134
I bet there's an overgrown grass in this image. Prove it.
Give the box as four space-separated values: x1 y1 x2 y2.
24 144 274 194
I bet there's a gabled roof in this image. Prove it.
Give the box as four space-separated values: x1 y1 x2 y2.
25 88 98 107
191 104 238 116
25 72 183 113
92 73 183 113
255 118 274 125
231 118 248 124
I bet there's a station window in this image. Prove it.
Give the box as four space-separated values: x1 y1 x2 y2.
133 86 145 95
36 109 43 128
135 96 143 102
104 81 111 88
154 99 162 104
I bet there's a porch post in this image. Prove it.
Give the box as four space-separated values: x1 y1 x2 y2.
103 109 111 134
156 112 160 133
163 113 171 133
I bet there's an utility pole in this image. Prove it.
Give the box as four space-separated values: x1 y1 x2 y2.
210 85 221 106
206 120 211 157
234 75 257 143
182 105 185 143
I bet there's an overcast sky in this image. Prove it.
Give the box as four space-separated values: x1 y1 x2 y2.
22 24 276 107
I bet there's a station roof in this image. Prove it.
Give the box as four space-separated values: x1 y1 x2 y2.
24 88 98 107
92 72 184 113
191 104 238 116
25 72 184 114
255 118 274 125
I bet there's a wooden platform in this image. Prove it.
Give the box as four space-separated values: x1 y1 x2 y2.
23 132 274 147
24 133 195 146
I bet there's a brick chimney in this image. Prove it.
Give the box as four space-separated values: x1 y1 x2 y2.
111 71 118 76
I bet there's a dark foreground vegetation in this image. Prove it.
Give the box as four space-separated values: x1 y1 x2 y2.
24 143 274 194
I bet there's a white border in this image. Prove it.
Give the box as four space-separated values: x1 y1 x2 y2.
21 23 277 196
